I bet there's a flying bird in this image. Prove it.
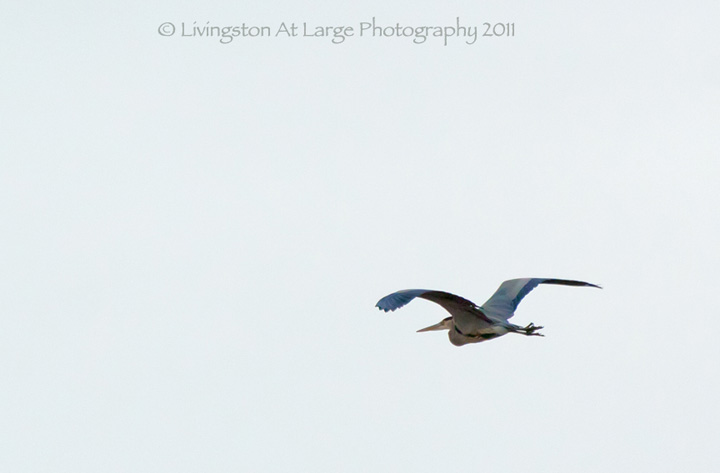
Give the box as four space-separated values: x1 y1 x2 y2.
376 278 600 346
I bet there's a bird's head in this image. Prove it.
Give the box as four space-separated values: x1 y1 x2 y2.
416 316 453 333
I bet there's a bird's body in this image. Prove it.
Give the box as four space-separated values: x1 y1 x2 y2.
376 278 600 346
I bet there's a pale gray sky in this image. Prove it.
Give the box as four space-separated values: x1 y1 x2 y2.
2 1 719 472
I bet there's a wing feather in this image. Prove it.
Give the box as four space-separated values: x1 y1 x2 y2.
376 289 493 324
480 278 601 321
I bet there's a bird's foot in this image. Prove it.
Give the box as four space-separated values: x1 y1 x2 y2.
523 323 545 337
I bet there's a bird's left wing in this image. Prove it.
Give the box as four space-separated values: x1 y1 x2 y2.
376 289 493 324
480 278 601 322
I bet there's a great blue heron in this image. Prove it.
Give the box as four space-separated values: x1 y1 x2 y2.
376 278 601 346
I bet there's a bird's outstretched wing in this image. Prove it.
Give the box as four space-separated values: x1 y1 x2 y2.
480 278 601 321
376 289 493 324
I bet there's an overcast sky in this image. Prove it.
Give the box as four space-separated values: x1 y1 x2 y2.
2 1 719 472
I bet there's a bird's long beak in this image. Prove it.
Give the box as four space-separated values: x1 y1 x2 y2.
417 321 449 332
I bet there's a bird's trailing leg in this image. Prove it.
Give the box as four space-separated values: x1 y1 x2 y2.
522 322 545 337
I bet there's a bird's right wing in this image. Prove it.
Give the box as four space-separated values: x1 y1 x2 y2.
376 289 493 324
480 278 601 321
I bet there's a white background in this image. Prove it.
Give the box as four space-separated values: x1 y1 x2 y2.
2 1 719 472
